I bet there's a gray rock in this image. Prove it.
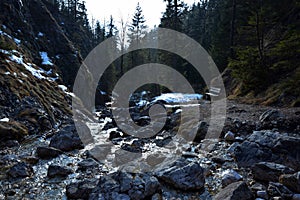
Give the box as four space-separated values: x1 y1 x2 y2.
234 131 300 170
293 194 300 200
257 190 268 199
194 121 208 142
7 162 33 178
252 162 295 182
259 109 282 123
78 158 99 170
47 165 72 178
224 131 235 142
49 126 84 151
66 179 98 199
214 181 253 200
221 169 243 187
36 146 63 159
267 182 293 197
279 172 300 193
157 160 205 191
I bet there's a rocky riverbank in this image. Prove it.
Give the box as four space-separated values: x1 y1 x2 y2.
0 100 299 200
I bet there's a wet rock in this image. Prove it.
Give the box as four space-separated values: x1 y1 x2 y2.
267 182 293 197
36 146 63 159
47 165 72 178
66 179 99 199
49 126 84 151
214 181 253 200
20 155 39 164
4 140 19 148
279 172 300 193
259 109 282 123
224 131 235 142
257 190 268 199
194 121 208 142
7 162 33 178
78 158 99 171
234 131 300 170
293 194 300 200
156 160 205 191
0 121 28 141
109 131 123 140
272 136 300 170
221 169 243 187
251 162 295 182
211 156 226 164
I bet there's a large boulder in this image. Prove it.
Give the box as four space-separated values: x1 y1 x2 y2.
252 162 295 182
36 146 63 159
214 181 253 200
234 131 300 170
7 162 33 179
47 165 72 178
49 124 92 152
156 160 205 191
279 172 300 193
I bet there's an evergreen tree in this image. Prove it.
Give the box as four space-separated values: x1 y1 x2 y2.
127 3 148 67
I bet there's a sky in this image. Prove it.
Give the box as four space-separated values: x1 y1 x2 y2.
85 0 197 30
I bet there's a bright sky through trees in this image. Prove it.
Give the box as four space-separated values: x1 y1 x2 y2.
85 0 196 28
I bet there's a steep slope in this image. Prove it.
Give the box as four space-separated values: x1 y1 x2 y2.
0 0 89 144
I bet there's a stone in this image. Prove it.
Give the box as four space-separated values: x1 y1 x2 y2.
293 194 300 200
214 181 253 200
251 162 295 182
224 131 235 142
78 158 99 170
194 121 208 142
234 131 300 170
116 172 160 199
47 165 72 178
257 190 268 199
49 126 84 151
221 169 243 187
36 146 63 159
279 172 300 193
259 110 282 123
267 182 293 197
66 179 98 199
7 162 33 178
156 160 205 191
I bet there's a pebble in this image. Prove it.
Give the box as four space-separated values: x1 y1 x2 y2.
293 194 300 200
224 131 235 142
257 190 268 199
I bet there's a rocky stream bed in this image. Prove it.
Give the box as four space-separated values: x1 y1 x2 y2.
0 100 299 200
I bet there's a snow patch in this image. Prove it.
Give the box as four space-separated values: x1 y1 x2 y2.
38 32 44 37
58 85 75 97
14 38 21 45
39 52 54 66
0 118 9 122
153 93 203 104
4 72 10 75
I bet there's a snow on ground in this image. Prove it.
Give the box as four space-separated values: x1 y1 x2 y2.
58 85 75 97
0 118 9 122
0 29 21 45
39 52 54 66
38 32 44 37
153 93 203 104
1 49 58 81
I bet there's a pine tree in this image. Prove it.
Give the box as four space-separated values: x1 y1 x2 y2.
127 3 147 48
127 3 148 67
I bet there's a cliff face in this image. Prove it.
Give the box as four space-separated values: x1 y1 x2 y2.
0 0 90 143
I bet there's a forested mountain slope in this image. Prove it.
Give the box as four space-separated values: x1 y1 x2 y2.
0 0 91 143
